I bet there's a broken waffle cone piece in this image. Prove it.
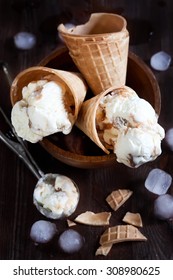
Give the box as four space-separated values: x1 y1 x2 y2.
106 189 133 211
58 13 129 95
122 212 143 227
100 225 147 246
10 66 87 126
74 211 111 226
67 219 77 227
95 244 112 256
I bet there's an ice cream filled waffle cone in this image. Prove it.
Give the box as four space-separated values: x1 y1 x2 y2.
10 66 87 143
58 13 129 95
75 85 165 167
10 66 87 125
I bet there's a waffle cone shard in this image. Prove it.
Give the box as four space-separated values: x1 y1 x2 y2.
10 66 87 126
95 244 112 256
122 212 143 227
74 211 111 226
106 189 133 211
67 219 77 227
58 13 129 95
100 225 147 245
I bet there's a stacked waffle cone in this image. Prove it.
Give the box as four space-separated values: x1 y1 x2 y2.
57 13 130 156
58 13 129 95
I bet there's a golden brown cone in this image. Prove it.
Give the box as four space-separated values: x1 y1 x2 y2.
10 66 87 125
75 85 132 154
76 88 110 154
58 13 129 95
100 225 147 245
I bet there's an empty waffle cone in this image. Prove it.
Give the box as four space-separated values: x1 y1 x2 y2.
106 189 133 211
100 225 147 246
10 66 87 125
58 13 129 95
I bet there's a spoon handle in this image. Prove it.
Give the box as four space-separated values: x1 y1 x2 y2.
0 61 13 85
0 61 44 179
0 130 41 179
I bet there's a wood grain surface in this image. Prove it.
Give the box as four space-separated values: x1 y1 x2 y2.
0 0 173 260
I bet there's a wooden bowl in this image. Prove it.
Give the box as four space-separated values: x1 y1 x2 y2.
14 47 162 169
37 47 161 168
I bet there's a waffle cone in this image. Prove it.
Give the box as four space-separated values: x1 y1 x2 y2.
58 13 129 95
10 66 87 125
76 87 115 154
76 85 132 154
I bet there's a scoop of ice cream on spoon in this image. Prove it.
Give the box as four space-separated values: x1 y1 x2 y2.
33 173 79 219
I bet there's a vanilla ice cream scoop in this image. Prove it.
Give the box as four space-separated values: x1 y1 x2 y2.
96 86 165 167
115 127 163 167
33 173 79 219
11 80 72 143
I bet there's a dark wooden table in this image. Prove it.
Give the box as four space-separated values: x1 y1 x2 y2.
1 0 173 260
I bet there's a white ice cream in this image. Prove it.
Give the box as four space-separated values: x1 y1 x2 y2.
33 174 79 219
11 80 72 143
96 86 165 168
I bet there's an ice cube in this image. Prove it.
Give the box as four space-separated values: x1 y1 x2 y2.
165 128 173 150
30 220 57 244
145 168 172 195
154 194 173 220
14 32 36 50
58 229 84 253
150 51 171 71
